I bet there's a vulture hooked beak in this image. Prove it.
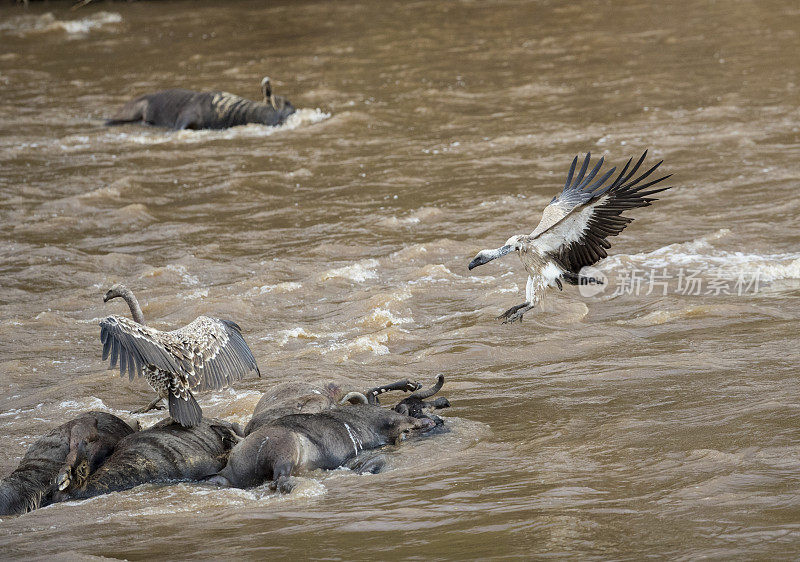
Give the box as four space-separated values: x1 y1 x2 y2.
468 245 514 270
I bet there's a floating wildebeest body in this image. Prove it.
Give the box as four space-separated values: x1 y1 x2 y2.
211 377 450 492
211 405 438 491
244 378 421 436
0 412 135 516
55 418 241 501
105 76 295 130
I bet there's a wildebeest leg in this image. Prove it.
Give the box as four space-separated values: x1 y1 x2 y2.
131 395 165 414
175 107 201 130
55 442 90 493
364 379 422 405
269 461 296 494
344 452 386 474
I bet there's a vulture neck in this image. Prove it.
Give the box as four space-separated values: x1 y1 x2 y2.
120 289 145 325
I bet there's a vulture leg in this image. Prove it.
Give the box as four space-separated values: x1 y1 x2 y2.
497 302 535 324
131 396 165 414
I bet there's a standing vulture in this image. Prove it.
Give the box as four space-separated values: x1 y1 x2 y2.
468 151 673 323
99 284 260 427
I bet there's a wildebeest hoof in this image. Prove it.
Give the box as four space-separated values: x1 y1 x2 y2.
206 474 232 488
400 379 422 393
56 470 71 492
345 453 386 475
270 476 296 494
417 417 438 432
230 422 245 438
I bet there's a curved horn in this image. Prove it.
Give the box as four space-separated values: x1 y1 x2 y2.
410 375 444 399
340 391 368 405
261 76 278 110
363 379 421 405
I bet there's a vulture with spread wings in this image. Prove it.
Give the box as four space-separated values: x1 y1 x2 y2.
98 284 260 427
468 151 673 323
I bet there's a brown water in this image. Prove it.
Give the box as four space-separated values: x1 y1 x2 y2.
1 0 799 558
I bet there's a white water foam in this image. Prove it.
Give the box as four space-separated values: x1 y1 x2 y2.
139 264 200 287
93 478 327 520
320 259 379 283
328 333 391 356
84 108 331 149
362 307 413 328
605 229 800 282
0 12 122 37
246 282 302 296
180 288 209 300
265 327 321 346
378 207 443 228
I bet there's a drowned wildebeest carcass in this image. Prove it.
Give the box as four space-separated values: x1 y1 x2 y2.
0 411 135 516
105 76 295 130
210 376 451 492
52 418 241 502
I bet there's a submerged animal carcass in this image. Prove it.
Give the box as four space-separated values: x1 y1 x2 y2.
105 76 295 130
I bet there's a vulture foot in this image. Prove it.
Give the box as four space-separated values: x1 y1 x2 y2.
131 396 165 414
498 302 534 324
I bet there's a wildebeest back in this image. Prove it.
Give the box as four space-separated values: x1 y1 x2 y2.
244 382 342 436
63 418 239 500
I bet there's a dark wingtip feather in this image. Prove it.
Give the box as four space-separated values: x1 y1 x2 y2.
618 151 648 185
564 155 578 189
572 152 591 188
585 166 616 194
631 173 672 194
576 156 604 190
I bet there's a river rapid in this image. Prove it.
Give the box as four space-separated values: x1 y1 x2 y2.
0 0 799 558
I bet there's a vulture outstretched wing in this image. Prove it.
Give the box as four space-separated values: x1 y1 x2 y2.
530 151 673 273
170 316 261 391
99 315 260 391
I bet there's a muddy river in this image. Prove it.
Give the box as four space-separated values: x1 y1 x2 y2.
0 0 799 558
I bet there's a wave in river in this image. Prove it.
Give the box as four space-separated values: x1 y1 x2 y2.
0 12 122 37
606 229 800 282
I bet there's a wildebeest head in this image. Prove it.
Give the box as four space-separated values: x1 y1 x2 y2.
393 375 450 421
383 414 438 445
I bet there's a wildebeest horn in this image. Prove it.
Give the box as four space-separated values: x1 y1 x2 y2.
261 76 278 110
364 379 421 405
410 375 444 399
340 392 369 405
